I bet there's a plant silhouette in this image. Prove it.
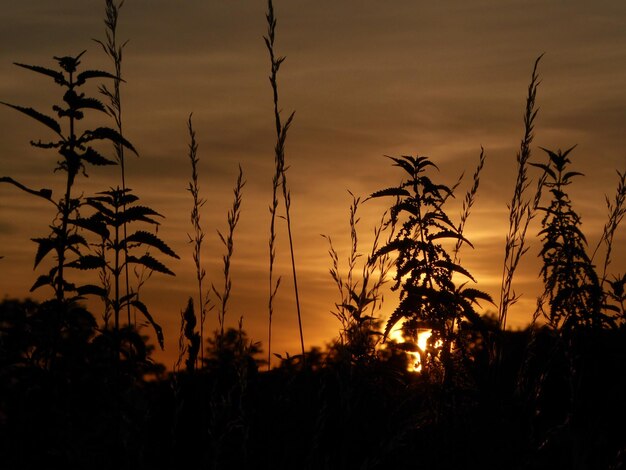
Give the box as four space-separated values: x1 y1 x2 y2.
534 147 607 331
1 52 133 303
371 155 493 382
74 186 179 347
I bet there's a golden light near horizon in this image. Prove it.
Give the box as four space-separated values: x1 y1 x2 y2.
389 324 433 373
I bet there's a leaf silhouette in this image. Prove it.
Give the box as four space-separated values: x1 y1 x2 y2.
119 206 163 225
130 299 164 349
66 255 106 270
127 254 175 276
70 216 110 239
0 102 61 135
80 147 117 166
80 127 138 155
76 284 108 297
125 230 180 259
31 237 57 268
13 62 67 86
75 69 119 86
370 187 411 199
30 275 52 292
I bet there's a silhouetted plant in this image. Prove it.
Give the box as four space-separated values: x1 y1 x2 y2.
323 192 394 364
212 167 245 343
203 319 261 468
186 114 210 366
533 147 607 332
264 0 305 365
593 170 626 280
592 170 626 323
175 297 200 373
605 273 626 322
454 148 486 263
96 0 135 326
498 55 544 335
74 187 179 347
371 155 492 382
1 52 132 303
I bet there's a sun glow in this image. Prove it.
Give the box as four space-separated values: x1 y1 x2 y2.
388 325 432 373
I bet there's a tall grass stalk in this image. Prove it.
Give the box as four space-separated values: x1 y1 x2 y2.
267 105 282 370
264 0 305 362
96 0 133 326
186 114 210 366
497 55 543 336
323 193 394 359
212 166 245 342
591 170 626 284
454 147 486 263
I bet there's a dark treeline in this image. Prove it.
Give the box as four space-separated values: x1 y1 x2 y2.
1 1 625 469
1 298 626 469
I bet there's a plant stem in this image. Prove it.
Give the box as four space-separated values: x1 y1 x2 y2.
265 0 305 364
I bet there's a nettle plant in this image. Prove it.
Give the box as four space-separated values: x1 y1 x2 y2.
75 187 179 348
1 51 177 346
533 147 610 332
371 155 492 381
1 51 131 303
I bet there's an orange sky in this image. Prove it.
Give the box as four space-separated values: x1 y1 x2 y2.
1 1 625 368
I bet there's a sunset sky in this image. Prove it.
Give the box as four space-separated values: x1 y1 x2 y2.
1 0 625 368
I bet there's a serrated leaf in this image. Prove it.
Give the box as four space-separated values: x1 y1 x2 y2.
84 199 116 220
66 255 106 270
117 191 139 206
75 69 119 86
125 230 179 258
80 127 138 155
130 299 164 349
428 230 472 247
562 171 584 181
13 62 67 86
461 288 494 305
530 162 556 180
119 206 163 225
374 238 416 258
30 275 52 292
383 303 409 341
70 216 110 238
388 156 417 176
1 102 61 134
434 260 475 281
127 254 175 276
76 284 108 297
31 237 57 268
80 147 117 166
370 187 411 199
72 96 107 113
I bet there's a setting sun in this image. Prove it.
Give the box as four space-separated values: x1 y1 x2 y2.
389 325 433 373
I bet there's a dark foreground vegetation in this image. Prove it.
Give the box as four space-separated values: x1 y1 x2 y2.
1 299 626 470
1 1 625 469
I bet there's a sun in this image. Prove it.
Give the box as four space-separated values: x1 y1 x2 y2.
388 324 433 373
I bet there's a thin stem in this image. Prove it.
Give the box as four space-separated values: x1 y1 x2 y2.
213 167 245 343
265 0 305 364
187 114 208 366
97 0 132 325
497 54 543 337
454 147 485 263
